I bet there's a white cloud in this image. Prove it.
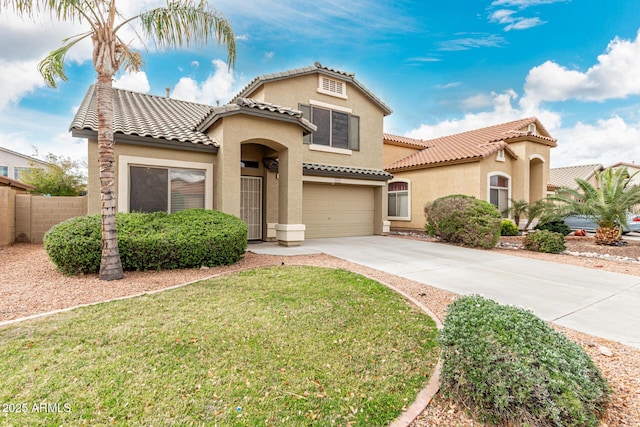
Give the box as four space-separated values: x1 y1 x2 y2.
171 59 235 105
437 82 461 90
489 8 545 31
405 89 561 140
522 30 640 106
264 51 275 61
0 61 47 110
462 93 494 110
552 116 640 167
113 71 151 93
491 0 567 6
438 33 507 51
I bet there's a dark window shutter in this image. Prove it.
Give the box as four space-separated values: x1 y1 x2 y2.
299 104 312 144
349 115 359 151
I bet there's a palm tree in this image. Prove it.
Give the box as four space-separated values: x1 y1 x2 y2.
502 199 529 229
2 1 235 280
550 168 640 245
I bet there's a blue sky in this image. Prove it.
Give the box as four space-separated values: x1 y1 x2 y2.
1 0 640 168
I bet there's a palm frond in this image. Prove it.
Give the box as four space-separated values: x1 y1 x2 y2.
133 0 236 66
38 31 92 87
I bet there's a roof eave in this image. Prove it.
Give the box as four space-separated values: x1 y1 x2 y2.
70 129 219 154
198 106 317 135
386 156 482 173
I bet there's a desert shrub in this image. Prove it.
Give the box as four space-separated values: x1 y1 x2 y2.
424 194 501 249
535 219 572 236
523 229 566 254
44 209 247 275
438 295 610 427
500 219 519 236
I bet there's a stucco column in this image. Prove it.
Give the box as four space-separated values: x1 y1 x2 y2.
276 147 305 246
374 185 390 235
215 131 241 218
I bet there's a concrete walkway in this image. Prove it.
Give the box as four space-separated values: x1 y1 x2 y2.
250 236 640 348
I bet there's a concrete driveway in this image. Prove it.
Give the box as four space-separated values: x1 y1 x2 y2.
251 235 640 348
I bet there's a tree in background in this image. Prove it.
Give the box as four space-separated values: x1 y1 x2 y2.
550 168 640 245
22 153 86 196
1 0 236 280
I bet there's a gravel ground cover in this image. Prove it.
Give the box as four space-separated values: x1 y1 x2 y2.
1 239 638 426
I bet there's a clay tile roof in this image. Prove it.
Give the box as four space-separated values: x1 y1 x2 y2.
383 133 431 148
232 62 392 116
303 163 393 181
235 97 303 117
70 85 218 147
549 163 604 190
385 117 556 171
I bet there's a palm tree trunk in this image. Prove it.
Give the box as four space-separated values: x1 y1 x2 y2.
96 73 123 280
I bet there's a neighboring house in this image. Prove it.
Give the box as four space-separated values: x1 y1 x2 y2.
70 62 393 246
547 163 603 194
0 146 49 181
608 161 640 187
384 118 557 230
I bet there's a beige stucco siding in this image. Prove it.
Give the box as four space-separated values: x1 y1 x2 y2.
390 162 482 230
383 144 421 166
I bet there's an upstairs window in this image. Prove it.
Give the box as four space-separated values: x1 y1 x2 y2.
14 167 33 181
0 166 7 177
496 148 505 162
299 104 359 151
318 76 347 99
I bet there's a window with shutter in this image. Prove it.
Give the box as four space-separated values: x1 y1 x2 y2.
299 104 360 151
130 166 205 214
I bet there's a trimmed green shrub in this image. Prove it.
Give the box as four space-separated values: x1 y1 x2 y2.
535 219 572 236
424 194 502 249
44 209 247 275
438 295 610 427
524 229 566 254
500 219 519 236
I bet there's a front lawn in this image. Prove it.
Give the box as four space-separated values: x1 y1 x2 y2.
0 266 439 426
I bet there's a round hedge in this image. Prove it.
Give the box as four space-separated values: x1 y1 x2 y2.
424 194 502 249
439 295 610 426
43 209 248 275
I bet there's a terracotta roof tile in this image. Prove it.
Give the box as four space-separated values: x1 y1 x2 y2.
385 117 556 171
549 163 603 189
70 85 218 147
232 62 392 116
383 133 431 148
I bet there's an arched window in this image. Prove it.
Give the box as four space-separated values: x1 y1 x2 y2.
489 174 510 216
388 180 410 220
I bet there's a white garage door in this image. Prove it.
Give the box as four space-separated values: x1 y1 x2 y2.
303 183 375 238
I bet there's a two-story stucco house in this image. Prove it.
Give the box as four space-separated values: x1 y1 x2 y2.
383 118 557 230
70 62 393 246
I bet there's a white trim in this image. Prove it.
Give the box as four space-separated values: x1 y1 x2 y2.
487 171 512 216
529 154 545 162
387 179 411 221
308 144 352 155
118 155 213 213
496 149 505 162
302 176 386 187
309 99 352 113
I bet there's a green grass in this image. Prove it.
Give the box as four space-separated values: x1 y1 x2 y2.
0 266 439 426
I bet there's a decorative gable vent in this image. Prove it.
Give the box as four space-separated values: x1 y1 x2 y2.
318 76 347 99
528 123 537 135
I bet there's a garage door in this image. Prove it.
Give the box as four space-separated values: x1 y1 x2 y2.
303 183 374 238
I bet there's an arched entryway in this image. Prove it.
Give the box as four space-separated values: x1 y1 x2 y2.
529 155 545 202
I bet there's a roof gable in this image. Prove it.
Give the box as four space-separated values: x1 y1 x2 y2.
385 117 556 171
232 62 393 116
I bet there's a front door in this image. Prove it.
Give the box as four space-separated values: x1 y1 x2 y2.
241 176 263 240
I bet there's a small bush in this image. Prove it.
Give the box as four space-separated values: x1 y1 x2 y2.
424 195 501 249
523 229 566 254
535 219 572 236
438 295 610 427
44 209 247 275
500 219 519 236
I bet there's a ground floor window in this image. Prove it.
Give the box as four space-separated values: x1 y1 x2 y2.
130 166 205 213
388 180 409 219
489 174 509 216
